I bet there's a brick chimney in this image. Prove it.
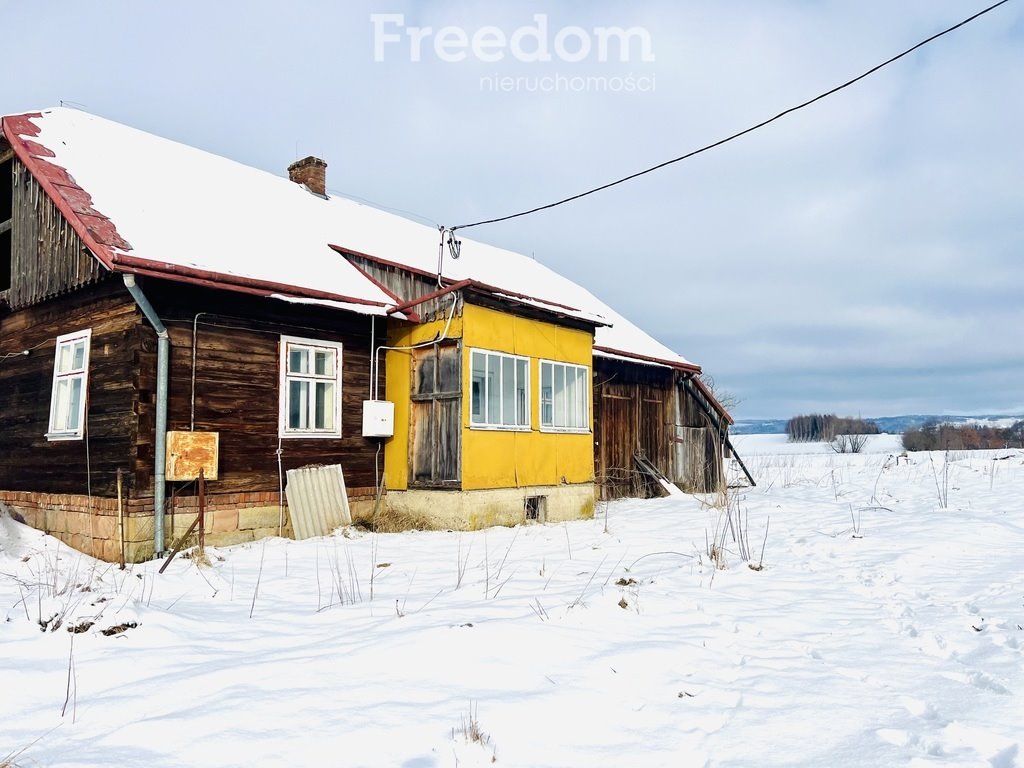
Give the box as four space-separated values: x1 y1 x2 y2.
287 156 327 197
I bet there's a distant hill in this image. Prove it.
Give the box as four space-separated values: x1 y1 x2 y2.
731 414 1023 435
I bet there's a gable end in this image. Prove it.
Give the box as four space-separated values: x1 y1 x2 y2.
2 154 106 309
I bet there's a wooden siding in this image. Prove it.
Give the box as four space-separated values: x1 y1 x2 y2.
6 158 107 309
593 358 675 498
346 254 457 321
0 280 141 498
138 280 384 498
676 378 728 490
593 358 726 497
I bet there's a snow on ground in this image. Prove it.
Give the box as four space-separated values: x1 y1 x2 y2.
2 441 1023 767
731 432 905 456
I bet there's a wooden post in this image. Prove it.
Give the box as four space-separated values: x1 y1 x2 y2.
198 468 206 552
116 468 126 569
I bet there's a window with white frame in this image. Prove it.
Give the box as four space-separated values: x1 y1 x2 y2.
470 349 529 429
540 360 589 431
279 335 343 437
47 329 92 440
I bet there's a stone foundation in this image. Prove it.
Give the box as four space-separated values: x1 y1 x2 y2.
0 486 377 563
1 484 592 561
384 483 596 531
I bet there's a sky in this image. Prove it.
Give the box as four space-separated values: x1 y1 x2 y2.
1 1 1022 420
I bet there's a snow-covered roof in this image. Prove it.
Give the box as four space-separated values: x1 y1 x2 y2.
1 108 698 370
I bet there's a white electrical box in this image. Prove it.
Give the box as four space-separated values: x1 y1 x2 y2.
362 400 395 438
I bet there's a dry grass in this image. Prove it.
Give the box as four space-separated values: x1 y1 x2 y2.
452 703 496 761
1 728 52 767
367 506 436 533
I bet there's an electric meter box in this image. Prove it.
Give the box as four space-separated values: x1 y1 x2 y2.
362 400 395 438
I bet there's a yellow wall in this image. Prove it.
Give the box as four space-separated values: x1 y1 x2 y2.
384 301 594 492
383 311 464 491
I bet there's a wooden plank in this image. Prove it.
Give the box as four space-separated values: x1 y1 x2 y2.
7 160 105 309
130 279 383 496
0 280 140 498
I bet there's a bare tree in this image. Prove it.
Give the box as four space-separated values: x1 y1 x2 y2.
699 373 739 412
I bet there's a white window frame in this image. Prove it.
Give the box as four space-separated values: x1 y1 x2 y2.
469 348 530 431
279 335 343 439
47 328 92 441
539 359 590 433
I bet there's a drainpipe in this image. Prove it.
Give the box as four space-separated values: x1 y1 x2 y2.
123 274 169 556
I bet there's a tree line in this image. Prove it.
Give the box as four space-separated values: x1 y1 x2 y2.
902 420 1024 451
786 414 880 442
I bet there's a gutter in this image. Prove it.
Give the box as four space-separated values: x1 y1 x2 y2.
122 274 169 556
109 253 390 310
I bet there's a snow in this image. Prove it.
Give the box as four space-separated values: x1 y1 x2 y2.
20 109 397 309
268 294 394 318
4 442 1022 767
732 432 906 456
14 108 695 368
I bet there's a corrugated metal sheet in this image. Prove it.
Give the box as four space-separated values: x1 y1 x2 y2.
285 464 352 540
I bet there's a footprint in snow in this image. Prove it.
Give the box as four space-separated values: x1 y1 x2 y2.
940 670 1011 695
899 695 941 722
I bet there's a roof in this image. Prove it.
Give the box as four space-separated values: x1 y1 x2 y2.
1 107 699 370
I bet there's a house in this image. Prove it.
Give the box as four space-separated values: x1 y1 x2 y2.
0 108 733 563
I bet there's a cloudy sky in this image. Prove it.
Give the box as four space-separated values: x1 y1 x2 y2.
2 1 1021 419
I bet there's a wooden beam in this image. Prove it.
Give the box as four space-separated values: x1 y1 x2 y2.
0 147 14 164
0 219 11 235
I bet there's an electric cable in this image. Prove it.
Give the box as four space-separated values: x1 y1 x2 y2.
451 0 1011 233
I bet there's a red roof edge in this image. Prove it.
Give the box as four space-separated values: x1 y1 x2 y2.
386 279 472 316
330 243 439 282
342 255 420 321
1 113 120 271
109 253 390 309
329 243 603 323
594 345 702 375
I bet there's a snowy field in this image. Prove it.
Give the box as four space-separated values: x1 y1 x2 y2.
2 438 1022 767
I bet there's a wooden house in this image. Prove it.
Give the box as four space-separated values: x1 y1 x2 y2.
0 110 410 562
0 108 732 563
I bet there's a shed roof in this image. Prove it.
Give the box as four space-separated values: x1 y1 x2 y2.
2 108 698 370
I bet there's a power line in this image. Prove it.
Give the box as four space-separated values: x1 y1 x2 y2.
451 0 1012 233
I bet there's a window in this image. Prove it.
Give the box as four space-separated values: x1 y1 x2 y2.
524 496 546 523
470 349 529 429
540 360 589 432
279 335 343 438
47 329 92 440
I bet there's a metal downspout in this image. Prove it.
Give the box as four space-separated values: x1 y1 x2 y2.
123 274 169 556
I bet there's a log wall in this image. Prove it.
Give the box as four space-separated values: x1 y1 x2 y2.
0 280 141 497
139 280 384 499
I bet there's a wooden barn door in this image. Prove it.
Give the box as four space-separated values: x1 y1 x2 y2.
598 394 635 497
639 396 664 464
